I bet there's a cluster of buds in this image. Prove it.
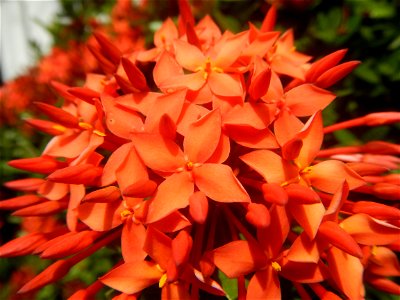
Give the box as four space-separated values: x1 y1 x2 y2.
1 2 399 299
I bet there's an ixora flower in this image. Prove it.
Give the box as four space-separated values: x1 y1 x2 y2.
1 2 400 299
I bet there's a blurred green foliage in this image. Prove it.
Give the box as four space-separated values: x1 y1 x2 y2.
283 0 400 146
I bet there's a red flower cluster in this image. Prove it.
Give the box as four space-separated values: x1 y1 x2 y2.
1 3 399 299
0 0 144 125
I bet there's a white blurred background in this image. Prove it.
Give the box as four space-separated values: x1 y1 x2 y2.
1 1 60 82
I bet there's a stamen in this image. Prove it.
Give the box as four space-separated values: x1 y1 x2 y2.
79 122 93 130
186 161 194 171
371 245 378 256
212 66 223 73
280 176 300 187
52 124 67 132
159 273 168 288
271 261 282 272
195 57 223 81
120 209 132 219
93 129 106 137
300 166 313 175
156 264 165 272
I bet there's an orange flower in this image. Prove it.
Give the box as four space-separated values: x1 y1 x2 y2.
1 2 399 299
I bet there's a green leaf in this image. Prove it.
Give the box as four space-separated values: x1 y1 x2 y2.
368 2 396 19
218 270 238 300
361 126 390 142
333 129 359 146
354 61 381 83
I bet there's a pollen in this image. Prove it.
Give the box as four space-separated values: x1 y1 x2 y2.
195 57 223 80
93 129 106 137
159 273 168 288
52 124 67 132
120 209 132 219
186 161 194 171
271 261 282 272
79 122 93 130
300 166 313 175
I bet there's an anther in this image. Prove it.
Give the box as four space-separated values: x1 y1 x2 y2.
186 161 194 171
52 124 67 132
159 273 168 288
120 209 132 219
271 261 282 272
300 166 313 175
93 129 106 137
79 122 93 130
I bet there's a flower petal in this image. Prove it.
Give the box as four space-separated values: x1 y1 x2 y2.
122 219 147 263
208 73 243 97
43 131 91 158
274 110 304 146
115 145 148 191
132 133 185 172
174 40 206 71
212 240 267 278
285 84 336 117
101 94 143 139
368 246 400 277
213 31 248 69
306 160 365 193
146 172 194 223
318 221 363 258
101 143 131 186
77 201 123 231
289 202 325 239
144 89 186 133
340 213 400 245
184 108 222 163
153 51 183 89
240 150 298 184
100 261 162 295
143 227 173 270
326 247 364 300
194 164 250 203
224 102 276 129
226 125 278 149
280 259 326 283
247 268 280 300
287 232 319 263
295 111 323 168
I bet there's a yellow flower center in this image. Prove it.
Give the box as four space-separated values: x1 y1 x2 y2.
186 161 194 171
271 261 282 272
300 166 313 175
195 57 223 80
120 209 133 219
78 122 106 137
